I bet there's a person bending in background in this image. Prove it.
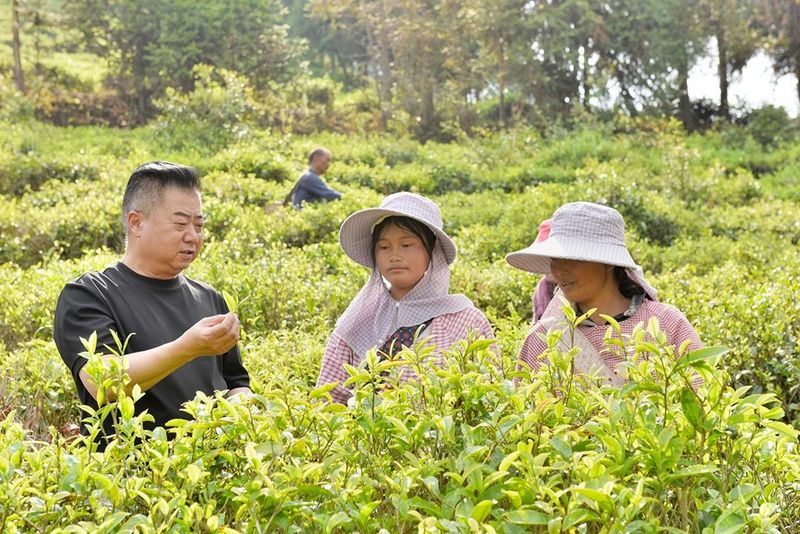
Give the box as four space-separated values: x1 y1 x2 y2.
506 201 702 388
284 147 342 209
317 192 494 404
54 161 251 447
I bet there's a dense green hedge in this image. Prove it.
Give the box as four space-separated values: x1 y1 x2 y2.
2 330 798 531
1 118 799 530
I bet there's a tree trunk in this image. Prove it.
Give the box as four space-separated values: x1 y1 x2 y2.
676 45 697 131
615 66 638 116
12 0 26 93
421 81 435 138
335 52 350 87
363 0 393 129
498 37 505 128
581 42 590 109
793 1 800 107
717 28 730 121
796 62 800 107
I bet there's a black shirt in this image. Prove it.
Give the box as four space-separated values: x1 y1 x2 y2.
53 262 250 438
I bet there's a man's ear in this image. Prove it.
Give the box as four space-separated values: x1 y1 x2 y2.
127 210 145 237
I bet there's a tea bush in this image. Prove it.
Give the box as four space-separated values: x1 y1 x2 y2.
669 249 800 420
1 117 800 530
2 326 799 531
199 131 295 182
0 251 118 346
154 65 263 152
0 340 78 437
0 177 123 266
761 162 800 202
0 156 99 195
741 105 797 148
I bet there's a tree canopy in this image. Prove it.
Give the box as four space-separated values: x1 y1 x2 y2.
4 0 797 137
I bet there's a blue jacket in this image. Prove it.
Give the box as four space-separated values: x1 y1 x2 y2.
291 170 341 208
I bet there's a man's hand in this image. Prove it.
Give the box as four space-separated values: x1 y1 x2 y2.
178 313 240 360
78 312 242 403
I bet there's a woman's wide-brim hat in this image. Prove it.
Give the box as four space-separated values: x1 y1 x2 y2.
339 192 457 268
505 201 637 274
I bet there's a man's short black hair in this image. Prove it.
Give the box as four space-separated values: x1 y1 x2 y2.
308 147 331 164
122 161 201 232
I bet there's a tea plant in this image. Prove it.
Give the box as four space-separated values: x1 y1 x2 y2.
2 323 799 531
1 117 800 530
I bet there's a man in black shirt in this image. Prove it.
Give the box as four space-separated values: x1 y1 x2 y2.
54 161 251 442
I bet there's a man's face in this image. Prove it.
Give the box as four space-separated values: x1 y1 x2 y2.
312 152 332 174
133 187 205 278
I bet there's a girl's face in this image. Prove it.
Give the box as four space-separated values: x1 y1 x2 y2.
549 258 615 307
374 223 431 300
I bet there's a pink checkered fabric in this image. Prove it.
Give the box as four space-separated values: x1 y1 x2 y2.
339 192 457 267
519 299 703 388
317 306 495 404
532 276 557 323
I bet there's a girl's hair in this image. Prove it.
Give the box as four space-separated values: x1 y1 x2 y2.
613 266 645 298
370 216 437 265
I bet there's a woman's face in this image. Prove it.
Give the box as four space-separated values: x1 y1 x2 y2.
549 258 614 307
374 223 431 300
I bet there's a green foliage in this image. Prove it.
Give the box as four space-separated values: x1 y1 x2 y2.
154 65 262 152
0 176 123 266
0 75 35 122
0 251 117 346
1 119 800 529
672 249 800 422
1 328 799 531
34 89 136 127
0 154 98 195
3 0 795 136
761 162 800 202
200 135 295 183
741 105 798 148
64 0 304 121
0 340 78 439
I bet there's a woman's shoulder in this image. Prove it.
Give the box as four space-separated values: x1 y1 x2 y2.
636 299 702 350
433 305 488 323
430 305 495 341
635 299 696 330
326 329 355 351
638 299 688 318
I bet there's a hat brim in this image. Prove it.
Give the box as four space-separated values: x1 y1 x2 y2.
505 235 636 274
339 207 457 268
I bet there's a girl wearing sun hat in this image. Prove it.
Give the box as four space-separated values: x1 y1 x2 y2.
317 192 494 404
506 201 702 387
